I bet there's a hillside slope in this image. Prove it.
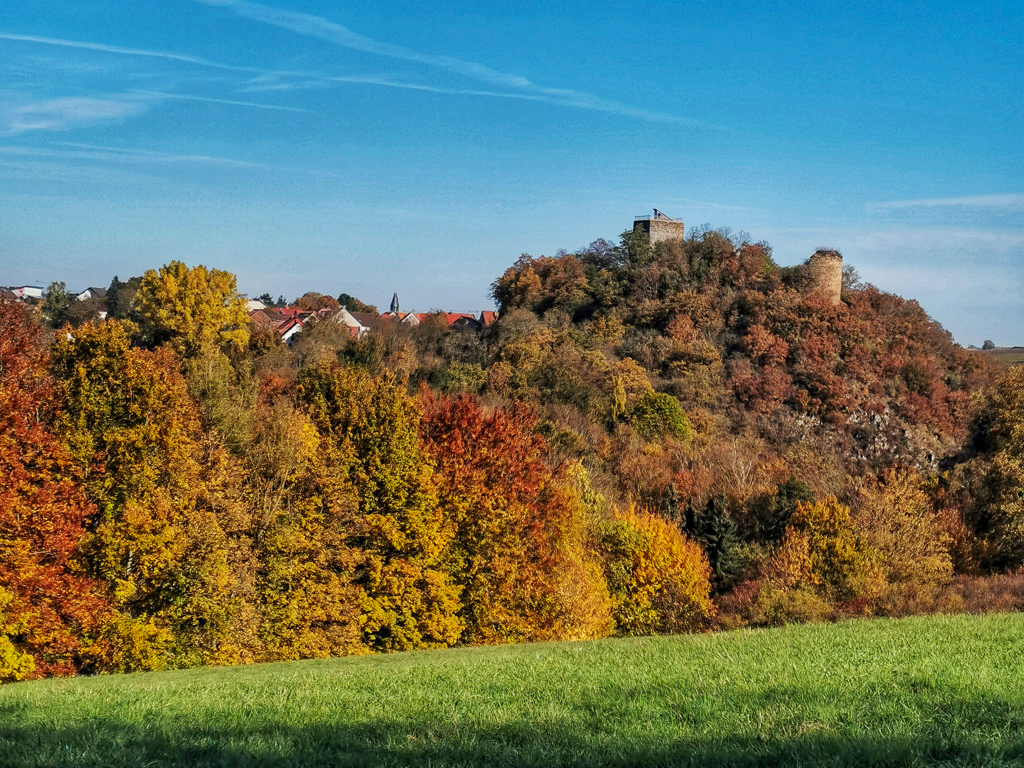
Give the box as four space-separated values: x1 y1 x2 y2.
2 613 1023 767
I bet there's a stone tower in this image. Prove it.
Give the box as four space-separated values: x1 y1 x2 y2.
633 209 684 244
807 250 843 305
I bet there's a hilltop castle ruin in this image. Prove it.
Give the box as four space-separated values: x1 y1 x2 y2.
807 250 843 305
633 209 684 244
632 208 843 305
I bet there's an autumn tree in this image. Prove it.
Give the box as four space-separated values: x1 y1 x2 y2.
962 366 1024 568
764 497 883 605
0 302 111 680
420 393 612 644
744 477 815 543
133 261 249 358
601 506 714 636
298 365 462 651
248 396 364 660
855 468 952 591
295 292 341 312
51 321 253 667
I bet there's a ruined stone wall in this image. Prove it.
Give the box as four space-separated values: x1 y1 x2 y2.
634 218 685 244
807 250 843 305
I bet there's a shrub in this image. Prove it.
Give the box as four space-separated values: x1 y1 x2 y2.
750 582 832 627
601 506 713 635
630 392 692 441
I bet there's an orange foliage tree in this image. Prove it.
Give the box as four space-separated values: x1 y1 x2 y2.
0 302 110 680
420 393 612 644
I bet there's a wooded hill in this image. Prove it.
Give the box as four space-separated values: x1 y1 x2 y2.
2 226 1023 682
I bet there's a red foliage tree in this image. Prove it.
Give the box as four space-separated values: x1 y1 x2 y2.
420 392 612 643
0 302 109 679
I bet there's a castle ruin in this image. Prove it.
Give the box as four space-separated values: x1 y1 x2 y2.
807 250 843 305
633 209 684 244
632 209 843 305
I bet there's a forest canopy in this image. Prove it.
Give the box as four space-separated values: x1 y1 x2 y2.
1 227 1019 681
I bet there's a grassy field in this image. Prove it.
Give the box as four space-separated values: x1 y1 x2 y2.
985 347 1024 366
2 614 1023 767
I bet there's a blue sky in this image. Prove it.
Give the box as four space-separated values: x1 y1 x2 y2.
0 0 1020 343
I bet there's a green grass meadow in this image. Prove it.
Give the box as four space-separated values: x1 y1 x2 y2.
2 614 1023 767
985 348 1024 366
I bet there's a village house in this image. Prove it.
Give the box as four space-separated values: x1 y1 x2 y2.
72 287 109 320
7 285 44 300
74 287 107 303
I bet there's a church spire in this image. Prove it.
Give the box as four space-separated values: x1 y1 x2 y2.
390 292 400 314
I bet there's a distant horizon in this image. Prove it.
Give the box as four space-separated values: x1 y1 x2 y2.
1 1 1020 345
5 220 1021 349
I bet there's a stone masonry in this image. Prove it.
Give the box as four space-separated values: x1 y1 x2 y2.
807 250 843 305
633 209 684 244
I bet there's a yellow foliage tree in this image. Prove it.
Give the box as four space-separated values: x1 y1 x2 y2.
248 399 365 660
601 505 714 635
134 261 250 358
298 365 462 651
766 496 883 604
974 366 1024 567
51 321 254 667
855 468 952 588
0 587 35 683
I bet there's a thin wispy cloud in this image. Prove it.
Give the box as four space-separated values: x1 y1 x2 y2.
321 75 697 121
196 0 540 89
869 193 1024 212
195 0 699 124
0 141 341 178
2 22 701 124
0 88 301 135
2 96 147 135
0 32 259 73
129 89 308 113
0 143 258 168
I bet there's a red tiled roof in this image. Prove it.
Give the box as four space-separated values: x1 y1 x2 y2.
271 307 306 319
446 313 476 326
480 311 498 326
249 310 276 330
276 317 303 336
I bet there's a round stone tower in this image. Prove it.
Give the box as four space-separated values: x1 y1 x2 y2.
807 250 843 305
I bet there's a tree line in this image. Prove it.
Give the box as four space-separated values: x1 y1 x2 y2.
3 225 1024 681
0 262 710 681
